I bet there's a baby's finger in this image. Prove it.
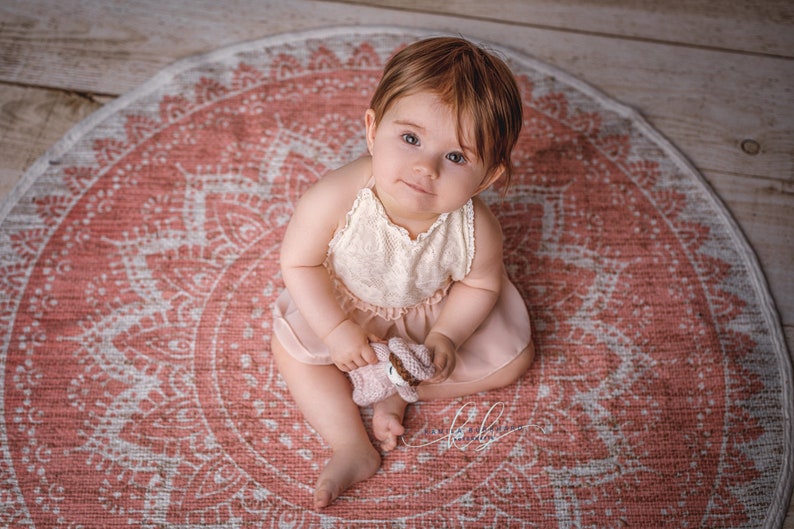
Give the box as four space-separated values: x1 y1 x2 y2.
336 359 357 372
347 355 371 370
349 359 365 370
428 367 450 384
433 355 448 374
427 364 446 384
362 345 378 365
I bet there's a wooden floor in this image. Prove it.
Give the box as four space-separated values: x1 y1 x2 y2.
1 0 792 525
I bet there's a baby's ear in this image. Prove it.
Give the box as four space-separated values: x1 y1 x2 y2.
476 164 506 193
365 109 377 155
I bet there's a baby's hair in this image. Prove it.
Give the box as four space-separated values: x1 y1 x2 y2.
369 36 523 190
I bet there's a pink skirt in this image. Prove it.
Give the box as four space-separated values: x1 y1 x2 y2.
272 276 531 387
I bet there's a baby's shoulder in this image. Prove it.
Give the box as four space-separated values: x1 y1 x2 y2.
470 196 502 236
309 156 371 199
296 156 372 222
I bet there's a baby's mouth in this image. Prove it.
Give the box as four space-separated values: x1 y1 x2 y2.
402 179 433 195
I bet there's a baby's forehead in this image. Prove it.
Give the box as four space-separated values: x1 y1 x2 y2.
388 91 479 144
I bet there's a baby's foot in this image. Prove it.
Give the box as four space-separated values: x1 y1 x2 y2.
372 394 408 451
314 442 380 509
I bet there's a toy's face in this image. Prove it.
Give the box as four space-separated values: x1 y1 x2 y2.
386 363 410 387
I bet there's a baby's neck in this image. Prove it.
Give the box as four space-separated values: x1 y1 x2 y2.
396 216 438 240
384 206 439 240
371 188 440 240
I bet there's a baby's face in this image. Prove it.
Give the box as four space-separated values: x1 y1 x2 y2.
366 91 496 225
386 362 410 387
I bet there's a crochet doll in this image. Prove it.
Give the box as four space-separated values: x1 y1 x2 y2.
348 337 436 406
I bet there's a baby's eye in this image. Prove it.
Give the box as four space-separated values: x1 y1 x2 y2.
402 133 420 146
446 152 466 164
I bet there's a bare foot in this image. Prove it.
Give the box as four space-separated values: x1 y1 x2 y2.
314 442 380 509
372 394 408 451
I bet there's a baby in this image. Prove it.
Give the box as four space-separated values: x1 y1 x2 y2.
271 36 534 509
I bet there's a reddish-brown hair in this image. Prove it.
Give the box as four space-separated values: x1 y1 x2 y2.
369 36 523 188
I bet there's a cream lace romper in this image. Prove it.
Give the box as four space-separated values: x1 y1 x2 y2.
273 183 531 387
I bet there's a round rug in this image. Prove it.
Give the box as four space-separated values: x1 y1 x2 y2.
0 26 791 528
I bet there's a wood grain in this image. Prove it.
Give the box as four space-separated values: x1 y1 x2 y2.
0 85 106 198
326 0 794 57
0 1 792 525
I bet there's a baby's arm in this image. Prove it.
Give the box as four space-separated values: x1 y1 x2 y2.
279 158 377 372
426 199 505 381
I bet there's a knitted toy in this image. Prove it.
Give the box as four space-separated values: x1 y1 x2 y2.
349 337 437 406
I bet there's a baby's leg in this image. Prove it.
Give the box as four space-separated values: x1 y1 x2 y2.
419 342 534 401
271 337 380 509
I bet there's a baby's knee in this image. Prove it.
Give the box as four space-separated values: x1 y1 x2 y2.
519 340 536 373
491 340 535 390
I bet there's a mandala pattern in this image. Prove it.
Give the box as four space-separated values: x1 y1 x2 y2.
0 28 791 528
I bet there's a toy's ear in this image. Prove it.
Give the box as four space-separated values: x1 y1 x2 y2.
371 341 391 362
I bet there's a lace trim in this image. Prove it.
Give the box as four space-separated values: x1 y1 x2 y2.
365 188 452 243
327 187 365 258
463 198 475 276
330 271 450 320
328 187 466 256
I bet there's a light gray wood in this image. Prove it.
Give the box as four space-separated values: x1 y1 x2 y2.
324 0 794 57
0 1 792 525
0 85 106 198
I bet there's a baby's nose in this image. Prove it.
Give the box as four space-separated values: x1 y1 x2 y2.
413 155 440 179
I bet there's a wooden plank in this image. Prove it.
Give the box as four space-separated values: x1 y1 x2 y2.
331 0 794 58
5 0 792 89
788 491 794 529
0 85 106 199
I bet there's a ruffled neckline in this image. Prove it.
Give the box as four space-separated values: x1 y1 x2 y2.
361 187 452 243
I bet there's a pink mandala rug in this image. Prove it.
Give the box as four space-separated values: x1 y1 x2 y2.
1 27 792 528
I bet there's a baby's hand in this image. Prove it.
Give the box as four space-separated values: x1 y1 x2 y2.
424 331 457 383
324 319 377 372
